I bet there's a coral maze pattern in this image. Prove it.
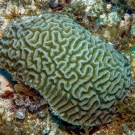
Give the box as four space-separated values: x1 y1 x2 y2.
0 13 131 126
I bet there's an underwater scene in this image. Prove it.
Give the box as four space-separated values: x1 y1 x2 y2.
0 0 135 134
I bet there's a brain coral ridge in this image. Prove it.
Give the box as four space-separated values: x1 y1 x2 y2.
0 13 131 127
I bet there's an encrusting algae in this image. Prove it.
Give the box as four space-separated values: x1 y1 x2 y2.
0 0 135 135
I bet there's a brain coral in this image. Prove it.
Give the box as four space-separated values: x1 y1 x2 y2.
0 13 131 126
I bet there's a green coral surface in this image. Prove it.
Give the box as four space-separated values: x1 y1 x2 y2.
0 13 131 126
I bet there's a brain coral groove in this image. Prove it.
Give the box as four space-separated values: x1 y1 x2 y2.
0 13 131 126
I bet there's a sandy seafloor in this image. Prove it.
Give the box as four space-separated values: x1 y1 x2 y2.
0 0 135 134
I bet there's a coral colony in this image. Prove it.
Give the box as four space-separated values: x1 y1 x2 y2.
0 0 134 134
0 12 131 126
